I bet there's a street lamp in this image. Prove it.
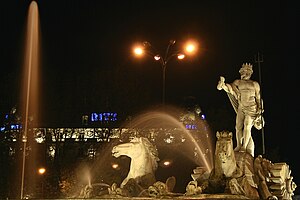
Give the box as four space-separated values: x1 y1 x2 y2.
133 39 197 105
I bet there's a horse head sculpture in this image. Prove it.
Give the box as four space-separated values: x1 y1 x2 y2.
112 137 160 188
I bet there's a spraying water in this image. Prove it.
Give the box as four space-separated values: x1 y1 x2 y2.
125 107 214 172
20 1 40 199
77 106 214 196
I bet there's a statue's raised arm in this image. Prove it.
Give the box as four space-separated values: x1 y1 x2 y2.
217 76 238 99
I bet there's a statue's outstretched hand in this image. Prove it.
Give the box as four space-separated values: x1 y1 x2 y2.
217 76 225 90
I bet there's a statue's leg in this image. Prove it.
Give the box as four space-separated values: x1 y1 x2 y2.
246 136 254 156
234 110 244 151
241 115 254 154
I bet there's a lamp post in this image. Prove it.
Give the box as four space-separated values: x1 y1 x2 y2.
133 40 197 105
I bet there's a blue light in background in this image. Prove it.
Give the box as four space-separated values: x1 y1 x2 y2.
91 112 117 122
11 124 21 129
201 114 206 120
185 124 197 130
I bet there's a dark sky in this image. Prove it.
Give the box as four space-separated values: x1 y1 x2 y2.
0 0 298 195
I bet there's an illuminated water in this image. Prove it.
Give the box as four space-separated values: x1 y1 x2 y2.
20 1 40 199
123 106 214 171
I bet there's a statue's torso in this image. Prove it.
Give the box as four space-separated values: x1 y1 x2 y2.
234 80 257 108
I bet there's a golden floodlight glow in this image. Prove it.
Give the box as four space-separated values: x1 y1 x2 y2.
186 44 195 52
38 167 46 175
134 47 143 55
184 40 198 55
163 160 171 166
112 163 119 169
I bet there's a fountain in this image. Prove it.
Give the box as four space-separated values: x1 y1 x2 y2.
19 1 40 199
74 105 215 199
12 1 297 199
71 63 298 199
76 110 297 200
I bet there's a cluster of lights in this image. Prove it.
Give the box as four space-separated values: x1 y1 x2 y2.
91 112 117 122
133 39 199 105
112 160 173 170
0 124 22 132
133 39 198 61
186 124 197 130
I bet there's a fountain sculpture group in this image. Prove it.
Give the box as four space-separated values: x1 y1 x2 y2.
79 132 296 199
18 1 296 199
78 64 297 200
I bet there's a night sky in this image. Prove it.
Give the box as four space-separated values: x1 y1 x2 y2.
0 0 298 195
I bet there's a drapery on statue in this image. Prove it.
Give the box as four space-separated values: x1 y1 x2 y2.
217 63 264 156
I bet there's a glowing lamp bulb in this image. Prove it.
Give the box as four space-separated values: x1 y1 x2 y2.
134 47 143 55
154 55 161 60
185 44 195 53
177 54 185 59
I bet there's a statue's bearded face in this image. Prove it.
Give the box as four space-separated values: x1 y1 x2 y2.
240 69 252 80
